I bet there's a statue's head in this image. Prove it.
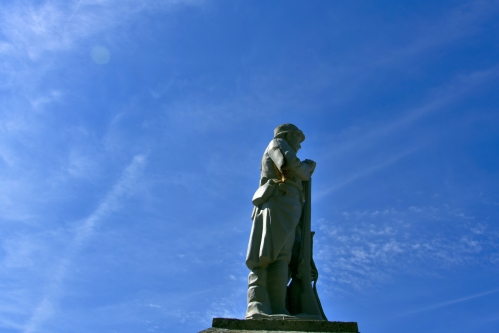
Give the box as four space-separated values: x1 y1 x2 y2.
274 123 305 152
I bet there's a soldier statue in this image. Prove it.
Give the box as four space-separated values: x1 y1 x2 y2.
246 123 326 320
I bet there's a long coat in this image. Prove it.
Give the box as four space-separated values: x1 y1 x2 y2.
246 138 314 270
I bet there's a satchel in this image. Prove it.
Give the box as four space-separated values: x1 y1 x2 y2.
252 179 281 206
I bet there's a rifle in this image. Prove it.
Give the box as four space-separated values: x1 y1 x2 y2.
296 178 327 320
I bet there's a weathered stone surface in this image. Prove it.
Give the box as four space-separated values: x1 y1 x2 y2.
198 318 359 333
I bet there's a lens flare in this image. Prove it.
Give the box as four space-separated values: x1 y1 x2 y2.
91 46 110 65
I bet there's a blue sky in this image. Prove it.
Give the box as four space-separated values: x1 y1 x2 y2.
1 0 499 332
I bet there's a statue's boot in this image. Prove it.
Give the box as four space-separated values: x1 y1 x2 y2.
267 259 291 315
246 267 271 318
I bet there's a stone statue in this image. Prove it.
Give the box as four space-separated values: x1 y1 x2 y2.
245 123 327 320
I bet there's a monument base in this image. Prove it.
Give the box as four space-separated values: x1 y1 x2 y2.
199 318 359 333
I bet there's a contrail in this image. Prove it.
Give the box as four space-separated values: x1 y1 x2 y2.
22 155 146 333
315 147 418 200
64 0 84 29
397 288 499 317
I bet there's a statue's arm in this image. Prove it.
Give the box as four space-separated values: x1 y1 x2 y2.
269 139 314 180
267 139 286 173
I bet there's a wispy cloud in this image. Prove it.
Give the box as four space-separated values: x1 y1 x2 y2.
0 0 204 60
314 206 499 292
0 0 204 222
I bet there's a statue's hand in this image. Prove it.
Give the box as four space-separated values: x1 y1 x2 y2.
304 159 316 174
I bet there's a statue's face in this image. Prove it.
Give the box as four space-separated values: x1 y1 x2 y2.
287 131 303 152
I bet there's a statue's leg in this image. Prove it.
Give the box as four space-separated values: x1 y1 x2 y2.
267 230 295 315
246 267 271 318
267 259 291 315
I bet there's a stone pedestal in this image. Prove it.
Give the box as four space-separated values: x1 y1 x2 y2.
199 318 359 333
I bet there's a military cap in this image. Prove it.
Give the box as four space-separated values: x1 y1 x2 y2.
273 123 305 142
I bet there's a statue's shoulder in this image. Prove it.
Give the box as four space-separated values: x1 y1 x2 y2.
268 138 285 150
268 138 292 152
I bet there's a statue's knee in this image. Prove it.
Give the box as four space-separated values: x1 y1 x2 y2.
248 267 267 287
267 259 289 276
